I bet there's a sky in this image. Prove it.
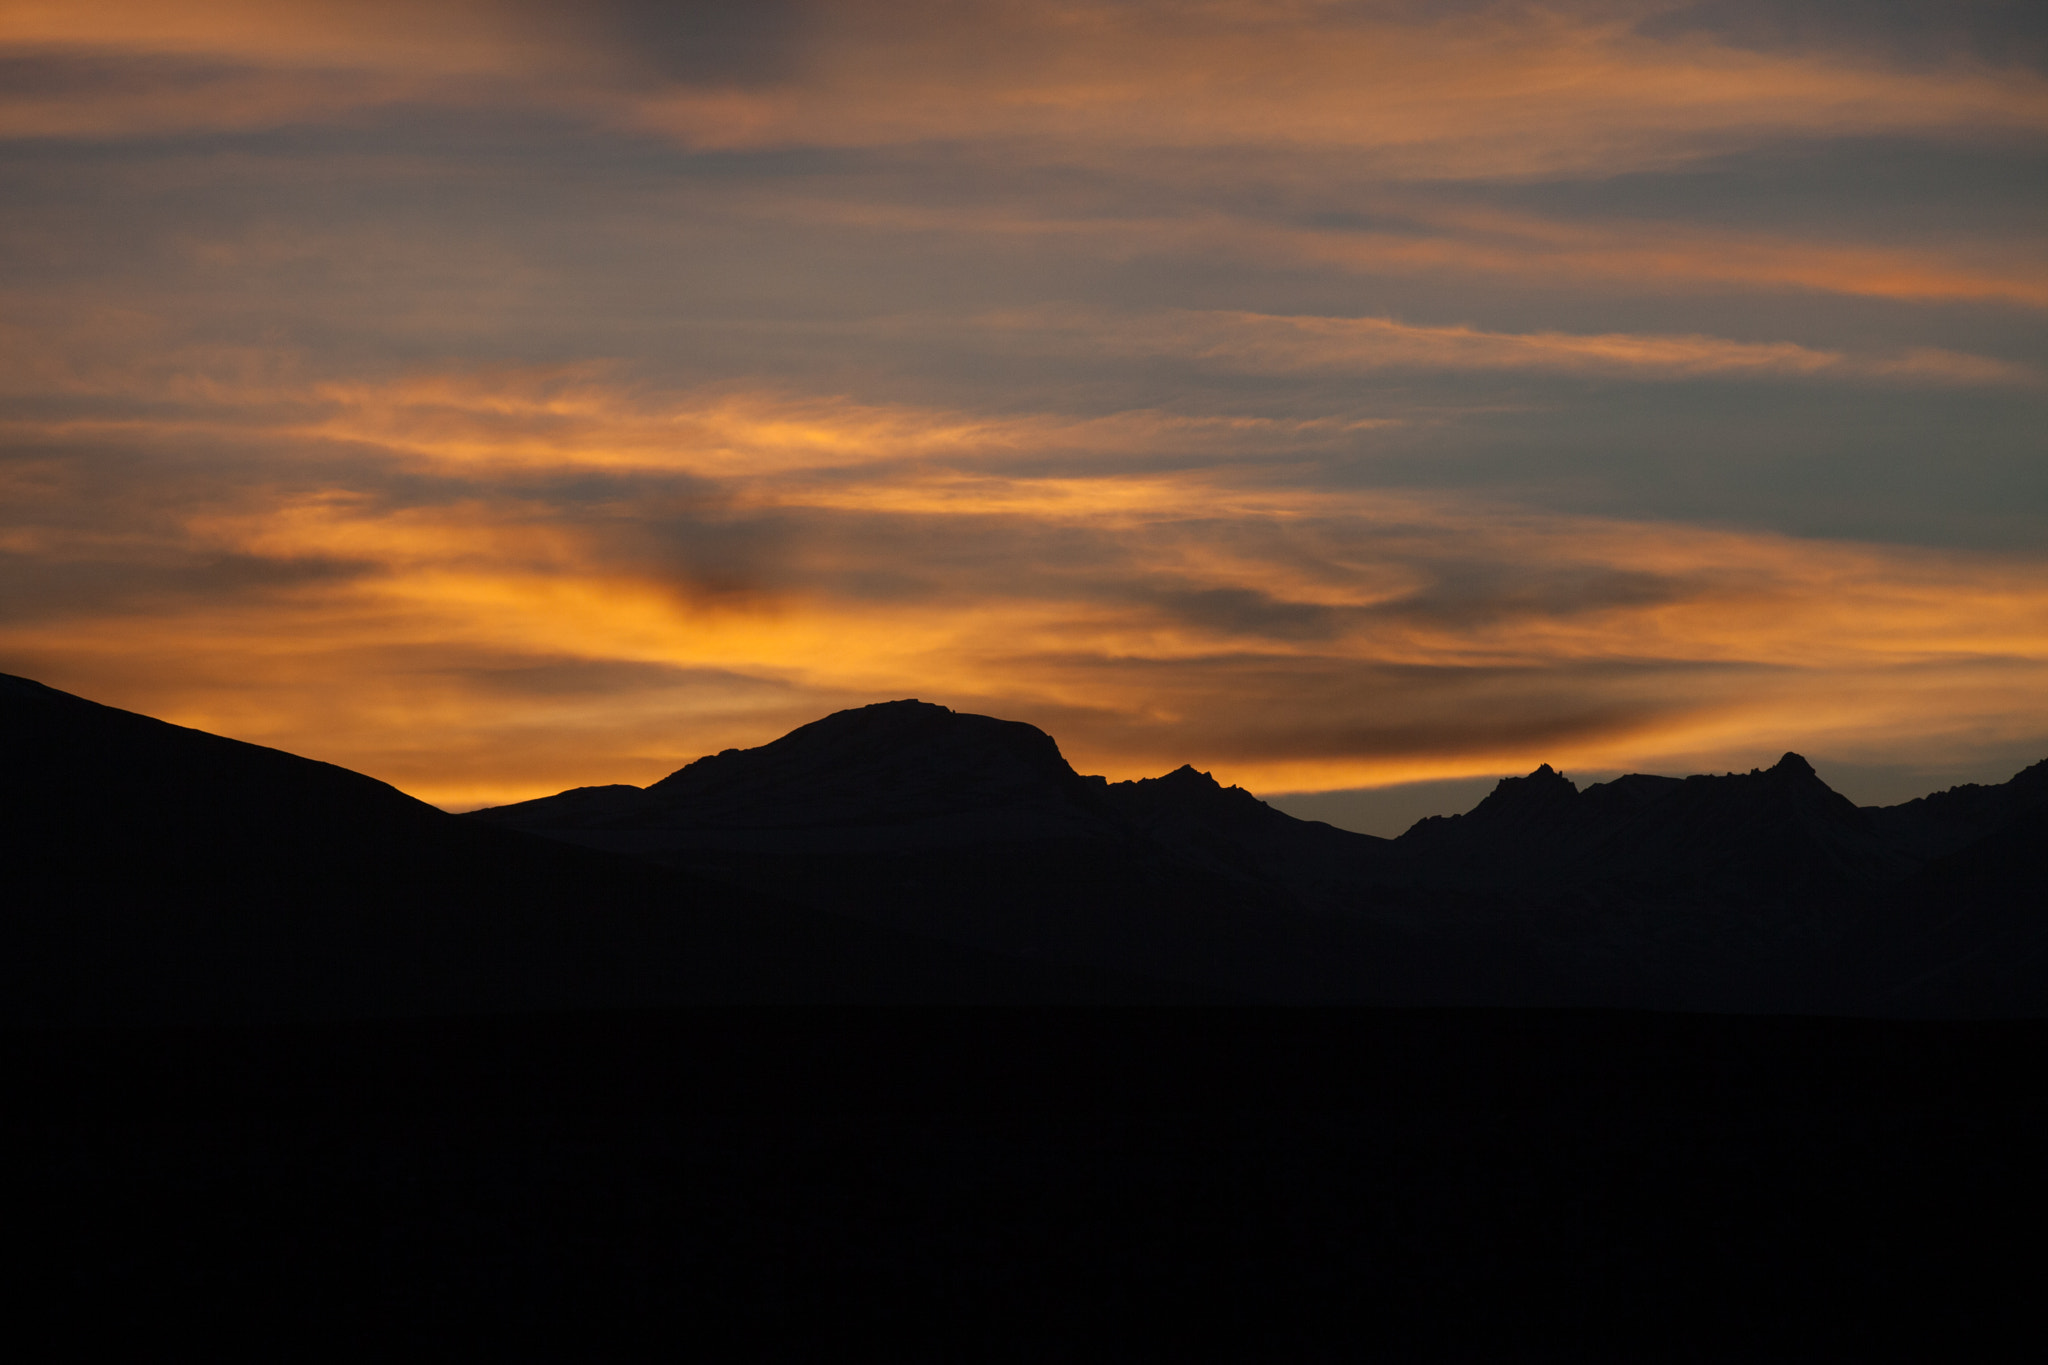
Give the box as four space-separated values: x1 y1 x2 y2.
3 0 2045 829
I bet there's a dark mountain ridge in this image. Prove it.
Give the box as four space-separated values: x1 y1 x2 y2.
472 696 2048 1014
473 700 1124 855
478 704 2035 909
0 676 1214 1024
7 673 2045 1019
1864 757 2048 860
11 675 2047 1357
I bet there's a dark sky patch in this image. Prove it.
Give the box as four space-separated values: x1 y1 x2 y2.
1637 0 2048 74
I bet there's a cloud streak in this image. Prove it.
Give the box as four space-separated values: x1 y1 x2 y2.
2 0 2044 807
13 3 2048 180
969 307 2036 384
5 354 2045 804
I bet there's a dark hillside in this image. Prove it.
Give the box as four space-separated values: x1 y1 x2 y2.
479 704 2048 1015
1863 800 2048 1015
474 699 1122 851
9 675 2047 1352
1572 753 1912 897
10 673 2046 1017
0 675 1213 1023
1866 758 2048 860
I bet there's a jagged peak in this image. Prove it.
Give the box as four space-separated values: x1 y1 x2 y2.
1108 764 1239 794
1489 763 1578 797
1106 764 1232 797
1101 760 1279 832
1433 763 1581 830
1771 752 1815 776
1396 763 1578 840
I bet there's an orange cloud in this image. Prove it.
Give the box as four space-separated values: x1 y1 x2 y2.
765 194 2048 310
12 1 2043 314
968 307 2036 384
3 1 2042 807
11 0 2047 179
0 0 569 75
628 0 2048 177
6 360 2044 805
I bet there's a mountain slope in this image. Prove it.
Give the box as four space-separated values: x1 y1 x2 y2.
478 706 2048 1014
1394 755 1908 896
1572 754 1913 898
473 699 1123 853
14 672 2042 1018
1862 799 2048 1015
0 674 1215 1023
476 703 1416 996
1864 759 2048 861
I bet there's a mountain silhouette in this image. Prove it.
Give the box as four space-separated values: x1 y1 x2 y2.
7 673 2044 1020
473 702 1402 994
12 675 2047 1361
1400 764 1678 874
472 699 1122 854
476 698 2048 1014
1864 758 2048 860
1858 793 2048 1014
1395 755 1911 893
1550 754 1914 896
0 674 1214 1024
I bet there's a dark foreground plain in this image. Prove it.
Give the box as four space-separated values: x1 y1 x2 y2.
13 1007 2047 1357
5 673 2046 1354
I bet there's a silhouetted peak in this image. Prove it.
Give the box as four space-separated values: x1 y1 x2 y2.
1106 763 1238 802
1396 762 1583 843
1702 752 1852 812
1748 753 1856 811
1734 752 1824 787
800 698 958 732
582 697 1112 840
1504 764 1567 793
1101 761 1288 839
794 698 955 736
645 698 1061 794
1473 762 1578 810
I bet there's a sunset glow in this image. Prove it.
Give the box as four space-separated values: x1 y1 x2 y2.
4 1 2044 815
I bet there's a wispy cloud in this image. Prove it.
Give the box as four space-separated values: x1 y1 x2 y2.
3 0 2044 805
14 2 2048 173
6 354 2045 803
967 307 2037 383
625 1 2048 175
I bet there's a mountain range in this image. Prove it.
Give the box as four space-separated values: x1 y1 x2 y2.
5 675 2044 1022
